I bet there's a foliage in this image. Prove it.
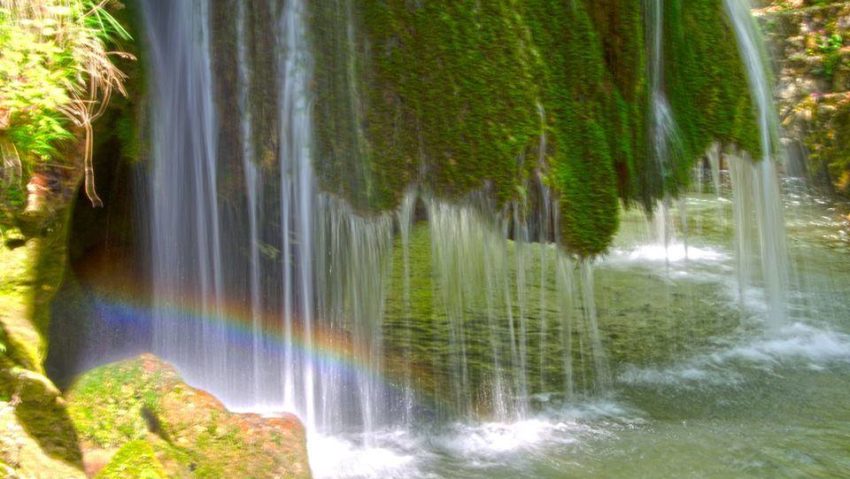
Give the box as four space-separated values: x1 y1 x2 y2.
761 0 850 194
0 0 132 212
806 96 850 193
816 33 844 77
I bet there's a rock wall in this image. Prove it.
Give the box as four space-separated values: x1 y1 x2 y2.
0 154 86 477
759 1 850 192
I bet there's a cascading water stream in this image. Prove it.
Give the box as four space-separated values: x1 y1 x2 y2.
143 0 229 394
235 0 264 402
724 0 791 325
277 0 318 429
647 0 682 259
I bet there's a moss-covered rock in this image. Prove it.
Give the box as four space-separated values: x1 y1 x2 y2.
94 440 167 479
67 354 311 479
665 0 763 186
0 398 85 479
310 1 761 256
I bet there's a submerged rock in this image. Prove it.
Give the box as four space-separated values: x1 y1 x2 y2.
67 354 311 479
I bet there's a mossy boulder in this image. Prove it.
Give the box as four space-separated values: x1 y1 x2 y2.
67 354 311 479
94 440 167 479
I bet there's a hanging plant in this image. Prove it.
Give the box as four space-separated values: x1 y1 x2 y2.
0 0 133 210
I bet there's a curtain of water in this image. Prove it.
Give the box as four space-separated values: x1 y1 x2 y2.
235 0 265 402
396 190 417 425
143 0 228 393
646 0 688 269
142 0 613 437
276 0 317 427
724 0 791 326
314 197 395 435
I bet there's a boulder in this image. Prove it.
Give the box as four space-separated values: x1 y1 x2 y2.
67 354 311 479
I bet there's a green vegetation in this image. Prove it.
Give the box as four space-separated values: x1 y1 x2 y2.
0 0 132 226
311 1 760 256
525 0 624 255
760 0 850 195
0 0 137 462
95 440 167 479
0 209 83 475
664 0 762 179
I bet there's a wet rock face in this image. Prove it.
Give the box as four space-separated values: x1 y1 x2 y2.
67 354 311 479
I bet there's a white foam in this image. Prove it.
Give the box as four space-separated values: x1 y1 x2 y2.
433 419 582 460
607 243 729 265
713 323 850 364
620 323 850 388
309 431 419 479
307 402 634 478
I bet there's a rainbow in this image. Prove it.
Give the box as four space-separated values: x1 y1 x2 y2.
86 286 446 414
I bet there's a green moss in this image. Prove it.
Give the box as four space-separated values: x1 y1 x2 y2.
0 239 42 371
310 0 377 211
96 440 167 479
583 0 650 207
2 367 84 467
310 1 760 256
68 356 312 479
67 360 153 448
524 1 622 256
315 1 543 211
665 0 761 186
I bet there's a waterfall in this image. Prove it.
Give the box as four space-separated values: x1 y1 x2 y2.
236 0 265 403
277 0 318 429
396 190 417 425
648 0 676 180
141 0 613 438
139 0 791 438
724 0 791 325
143 0 229 394
640 0 791 326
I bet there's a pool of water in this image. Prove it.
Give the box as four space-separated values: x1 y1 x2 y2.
309 322 850 478
309 185 850 478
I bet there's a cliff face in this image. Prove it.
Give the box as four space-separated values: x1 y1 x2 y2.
759 1 850 193
0 175 86 478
